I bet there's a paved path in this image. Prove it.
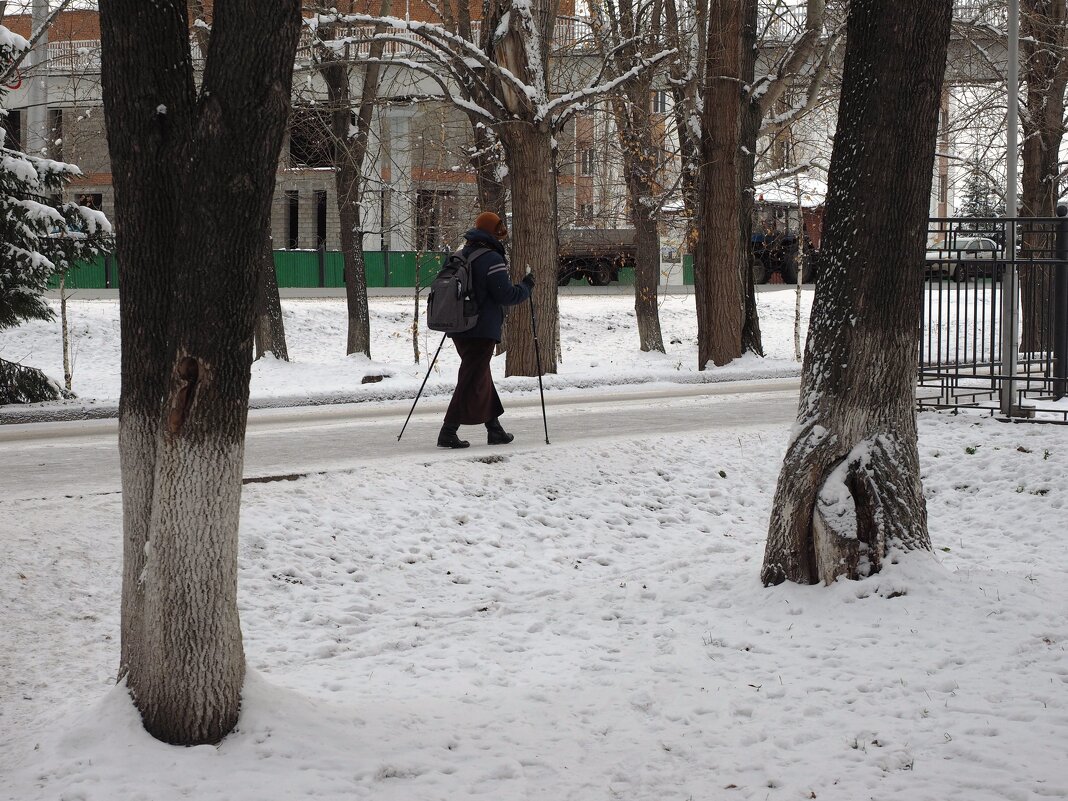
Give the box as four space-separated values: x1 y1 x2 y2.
0 379 800 502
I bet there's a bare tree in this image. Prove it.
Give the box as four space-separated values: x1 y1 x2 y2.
665 0 838 367
690 0 747 368
1019 0 1068 350
590 0 667 353
348 2 671 375
740 0 839 353
432 3 510 215
100 0 301 744
762 0 953 586
312 0 392 358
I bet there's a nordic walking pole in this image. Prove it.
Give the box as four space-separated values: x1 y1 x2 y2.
527 271 550 444
398 333 447 441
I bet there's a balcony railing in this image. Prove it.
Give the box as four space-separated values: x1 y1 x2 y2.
34 5 1009 76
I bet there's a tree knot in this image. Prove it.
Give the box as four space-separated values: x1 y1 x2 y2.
167 356 200 435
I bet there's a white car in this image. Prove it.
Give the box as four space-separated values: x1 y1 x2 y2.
926 235 1005 281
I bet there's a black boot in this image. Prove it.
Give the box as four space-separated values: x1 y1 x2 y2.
486 417 514 445
437 423 470 449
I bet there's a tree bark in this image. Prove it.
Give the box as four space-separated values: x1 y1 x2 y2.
693 0 745 368
738 0 764 356
60 271 73 390
500 121 559 375
487 0 562 377
594 0 666 354
1019 0 1068 352
100 0 301 744
468 118 509 215
254 231 288 361
762 0 952 586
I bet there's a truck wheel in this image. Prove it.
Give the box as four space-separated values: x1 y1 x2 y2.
588 261 611 286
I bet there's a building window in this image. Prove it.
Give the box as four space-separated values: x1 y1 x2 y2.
77 193 103 211
285 190 299 249
314 190 328 248
651 90 669 114
580 148 596 176
579 203 595 223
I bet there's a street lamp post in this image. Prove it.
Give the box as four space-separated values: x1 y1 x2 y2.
1001 0 1020 416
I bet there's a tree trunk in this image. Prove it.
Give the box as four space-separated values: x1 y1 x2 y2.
320 0 390 358
501 121 559 376
621 112 665 354
60 271 72 390
762 0 952 586
100 0 301 744
1019 0 1068 352
334 151 372 357
588 0 666 354
738 0 764 356
254 231 288 361
693 0 745 369
632 204 664 353
468 118 509 215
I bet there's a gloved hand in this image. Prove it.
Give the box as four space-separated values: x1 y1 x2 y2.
522 272 535 288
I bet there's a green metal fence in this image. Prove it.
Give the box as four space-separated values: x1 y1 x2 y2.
46 251 683 289
46 254 118 290
47 250 451 290
264 250 451 289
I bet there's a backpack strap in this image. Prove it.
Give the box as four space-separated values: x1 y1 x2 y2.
463 247 495 294
465 246 494 265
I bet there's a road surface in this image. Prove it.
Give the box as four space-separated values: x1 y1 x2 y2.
0 379 800 502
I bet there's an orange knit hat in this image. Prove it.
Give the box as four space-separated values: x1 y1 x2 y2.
474 211 508 239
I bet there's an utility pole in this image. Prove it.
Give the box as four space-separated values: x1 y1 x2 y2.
1001 0 1020 416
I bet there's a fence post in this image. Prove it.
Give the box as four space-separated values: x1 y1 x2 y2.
1055 205 1068 399
999 219 1019 417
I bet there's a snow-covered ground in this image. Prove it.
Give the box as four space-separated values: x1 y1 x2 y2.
0 289 810 409
2 289 1067 800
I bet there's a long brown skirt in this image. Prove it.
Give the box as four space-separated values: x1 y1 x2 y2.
444 337 505 425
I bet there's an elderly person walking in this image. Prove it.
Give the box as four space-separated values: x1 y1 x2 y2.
438 211 534 449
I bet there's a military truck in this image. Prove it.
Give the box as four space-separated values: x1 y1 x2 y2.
557 228 637 285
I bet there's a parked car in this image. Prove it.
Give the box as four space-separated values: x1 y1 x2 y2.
925 235 1005 281
954 236 1005 281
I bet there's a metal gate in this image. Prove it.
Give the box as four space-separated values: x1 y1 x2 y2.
918 212 1068 422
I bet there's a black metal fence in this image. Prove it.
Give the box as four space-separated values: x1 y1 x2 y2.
918 214 1068 422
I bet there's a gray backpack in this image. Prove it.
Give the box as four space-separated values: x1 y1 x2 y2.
426 247 490 333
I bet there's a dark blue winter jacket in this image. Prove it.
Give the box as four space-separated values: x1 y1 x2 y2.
449 228 531 343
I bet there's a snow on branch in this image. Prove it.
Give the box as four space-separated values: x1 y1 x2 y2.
545 48 676 120
327 13 532 100
359 57 499 122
